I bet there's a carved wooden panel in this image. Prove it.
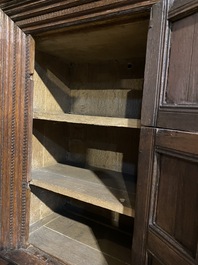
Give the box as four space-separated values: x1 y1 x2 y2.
0 10 34 248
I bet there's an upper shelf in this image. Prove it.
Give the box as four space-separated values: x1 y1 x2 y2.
33 112 141 128
31 163 136 217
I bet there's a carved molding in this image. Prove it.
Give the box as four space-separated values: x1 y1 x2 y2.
0 0 158 35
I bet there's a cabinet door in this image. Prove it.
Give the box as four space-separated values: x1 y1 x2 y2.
133 128 198 265
142 0 198 131
133 0 198 264
0 9 34 248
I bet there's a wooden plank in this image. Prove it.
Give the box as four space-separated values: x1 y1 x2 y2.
157 109 198 132
33 112 141 128
131 127 156 264
44 214 132 264
156 129 198 156
30 225 130 265
141 0 169 126
31 163 136 217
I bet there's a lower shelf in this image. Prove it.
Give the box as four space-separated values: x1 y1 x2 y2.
31 163 136 217
29 211 132 265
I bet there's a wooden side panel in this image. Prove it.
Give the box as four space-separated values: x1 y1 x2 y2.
0 10 34 248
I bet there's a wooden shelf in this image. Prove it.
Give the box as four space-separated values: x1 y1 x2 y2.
31 163 136 217
33 112 141 129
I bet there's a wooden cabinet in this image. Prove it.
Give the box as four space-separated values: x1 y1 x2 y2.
0 0 197 264
29 14 147 265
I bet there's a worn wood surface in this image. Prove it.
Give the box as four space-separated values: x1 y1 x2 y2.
157 8 198 132
0 0 157 35
0 245 68 265
147 230 195 265
34 50 144 119
166 12 198 105
31 163 136 217
146 129 198 265
132 127 156 265
169 0 198 20
33 112 141 129
156 155 198 257
141 0 169 126
0 9 33 249
35 20 148 63
29 212 132 265
32 120 140 176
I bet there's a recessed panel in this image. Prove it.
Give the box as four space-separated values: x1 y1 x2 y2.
155 154 198 257
166 12 198 105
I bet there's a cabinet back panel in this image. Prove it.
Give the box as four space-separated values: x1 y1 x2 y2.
32 120 139 174
34 52 143 118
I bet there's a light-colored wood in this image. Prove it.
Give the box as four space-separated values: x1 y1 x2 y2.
33 112 141 128
36 20 148 63
34 52 144 119
32 121 139 175
31 163 136 217
29 212 131 265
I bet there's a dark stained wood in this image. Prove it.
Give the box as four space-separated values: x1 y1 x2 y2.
132 127 156 265
157 109 198 132
155 155 179 235
155 154 198 257
157 10 198 132
169 0 198 21
0 10 33 249
141 0 170 126
156 129 198 156
0 0 157 35
148 254 166 265
147 230 195 265
0 246 68 265
166 13 198 104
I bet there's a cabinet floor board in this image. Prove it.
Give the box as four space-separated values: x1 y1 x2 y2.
29 212 132 265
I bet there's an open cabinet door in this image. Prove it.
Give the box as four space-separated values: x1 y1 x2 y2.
132 0 198 264
0 9 34 249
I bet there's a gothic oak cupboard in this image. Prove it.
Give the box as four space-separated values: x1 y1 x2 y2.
0 0 197 265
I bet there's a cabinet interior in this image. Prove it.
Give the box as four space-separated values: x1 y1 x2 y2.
30 17 149 265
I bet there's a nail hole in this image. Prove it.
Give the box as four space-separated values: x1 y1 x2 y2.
127 63 132 69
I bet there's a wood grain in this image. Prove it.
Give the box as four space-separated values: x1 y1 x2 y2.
31 163 136 217
33 112 141 129
166 13 196 104
0 0 157 34
132 127 156 264
0 9 33 249
29 212 132 265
